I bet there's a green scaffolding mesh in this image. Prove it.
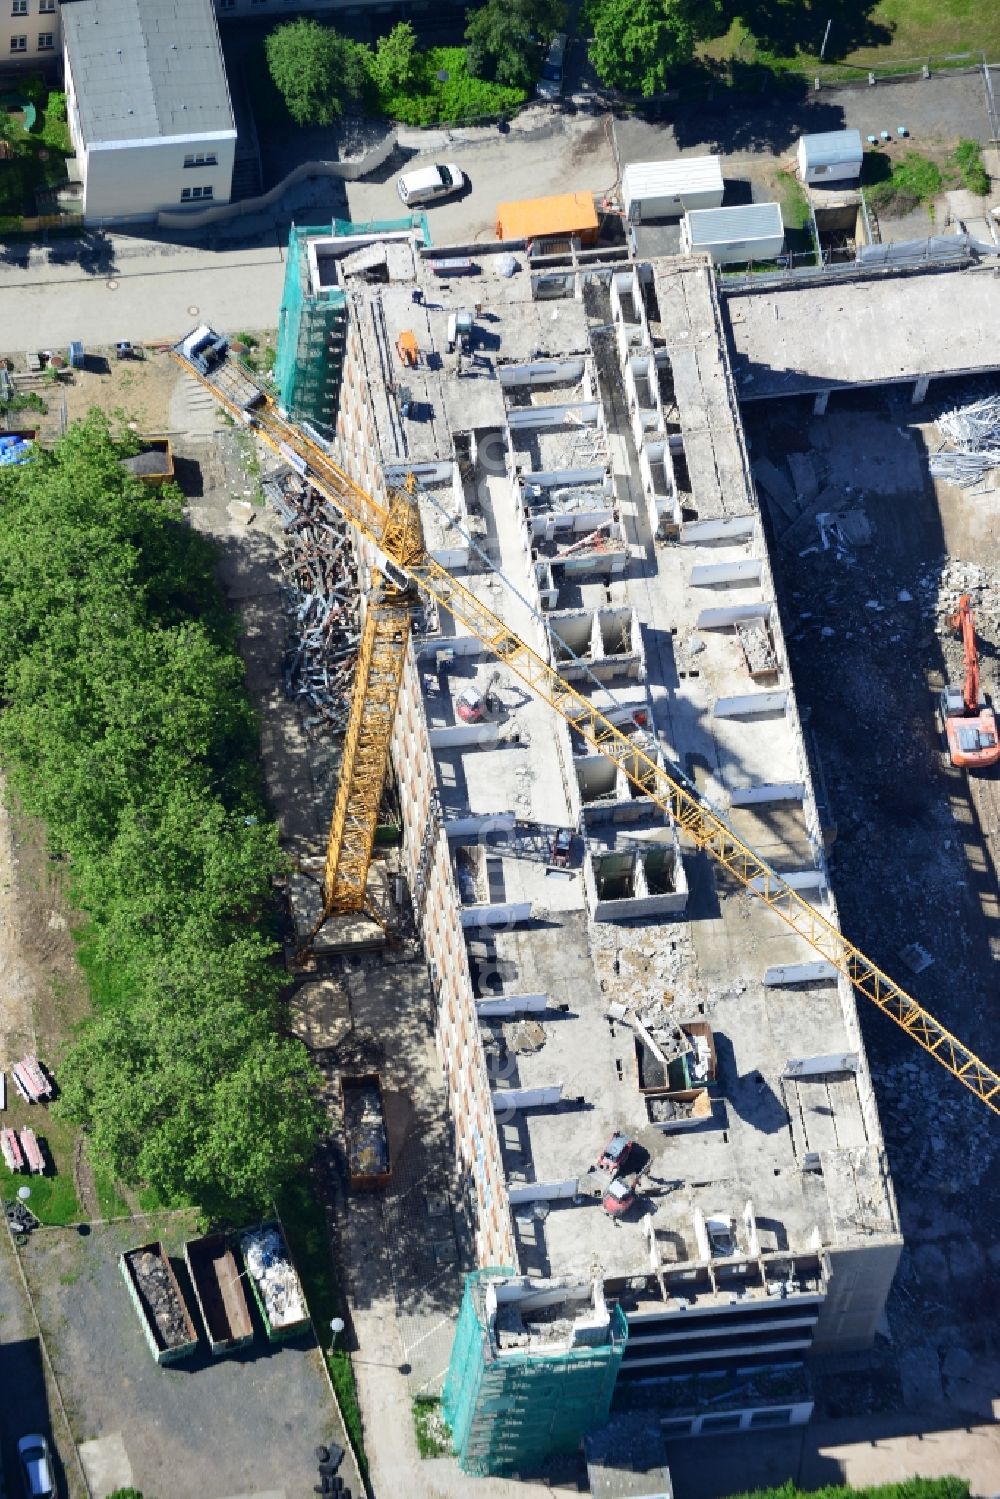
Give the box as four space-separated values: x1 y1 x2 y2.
273 215 431 438
443 1270 628 1477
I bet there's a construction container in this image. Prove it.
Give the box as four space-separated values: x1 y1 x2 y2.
797 129 864 185
341 1072 391 1190
680 202 784 265
644 1087 713 1132
495 191 599 246
68 341 85 369
239 1222 310 1343
622 156 724 223
184 1232 254 1356
120 1241 200 1365
120 436 174 487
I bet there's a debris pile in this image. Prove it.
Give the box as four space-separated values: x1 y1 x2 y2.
242 1225 307 1329
263 469 361 734
649 1096 697 1122
131 1249 192 1349
929 396 1000 486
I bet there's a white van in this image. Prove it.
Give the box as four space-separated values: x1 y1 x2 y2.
396 163 466 206
536 33 567 100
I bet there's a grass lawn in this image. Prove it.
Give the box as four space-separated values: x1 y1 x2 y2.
1 1102 81 1225
695 0 1000 84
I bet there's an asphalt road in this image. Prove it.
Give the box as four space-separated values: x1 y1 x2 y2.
614 66 999 164
0 1226 73 1499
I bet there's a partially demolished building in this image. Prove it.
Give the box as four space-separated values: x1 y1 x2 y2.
276 220 903 1471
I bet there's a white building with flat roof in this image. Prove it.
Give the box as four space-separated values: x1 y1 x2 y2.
62 0 235 225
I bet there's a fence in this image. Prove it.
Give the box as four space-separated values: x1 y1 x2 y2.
717 237 989 293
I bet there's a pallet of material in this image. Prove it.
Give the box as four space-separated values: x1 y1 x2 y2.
1 1126 23 1171
239 1222 309 1342
120 1241 200 1365
11 1055 52 1103
19 1128 45 1174
184 1232 254 1356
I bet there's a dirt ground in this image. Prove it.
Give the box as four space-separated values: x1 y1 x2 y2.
744 379 1000 1429
1 336 276 447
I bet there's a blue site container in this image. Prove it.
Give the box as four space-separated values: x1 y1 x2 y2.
68 341 84 369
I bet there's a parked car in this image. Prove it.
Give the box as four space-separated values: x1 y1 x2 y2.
597 1132 634 1173
396 164 465 207
17 1435 54 1499
536 33 567 100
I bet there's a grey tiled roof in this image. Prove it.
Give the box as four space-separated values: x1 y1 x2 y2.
62 0 234 144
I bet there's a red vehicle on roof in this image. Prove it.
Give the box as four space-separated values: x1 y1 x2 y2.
602 1177 635 1218
597 1132 634 1173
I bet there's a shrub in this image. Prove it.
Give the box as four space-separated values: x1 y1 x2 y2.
953 138 990 196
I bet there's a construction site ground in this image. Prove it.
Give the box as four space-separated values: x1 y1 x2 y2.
743 380 1000 1433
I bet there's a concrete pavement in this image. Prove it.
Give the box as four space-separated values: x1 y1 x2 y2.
0 239 287 347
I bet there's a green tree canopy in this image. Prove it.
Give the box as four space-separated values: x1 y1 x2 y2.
367 21 418 94
588 0 695 95
265 18 366 126
0 413 322 1213
465 0 566 90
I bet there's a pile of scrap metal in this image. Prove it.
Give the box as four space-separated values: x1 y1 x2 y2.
264 468 361 733
930 395 1000 487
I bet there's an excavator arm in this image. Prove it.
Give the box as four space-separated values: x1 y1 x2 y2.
171 333 1000 1116
952 593 981 715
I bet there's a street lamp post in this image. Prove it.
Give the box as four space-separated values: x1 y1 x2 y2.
330 1316 345 1349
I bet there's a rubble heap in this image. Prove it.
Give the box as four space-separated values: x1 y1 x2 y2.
131 1250 192 1349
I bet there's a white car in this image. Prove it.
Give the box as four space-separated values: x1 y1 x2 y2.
396 163 465 207
18 1435 54 1499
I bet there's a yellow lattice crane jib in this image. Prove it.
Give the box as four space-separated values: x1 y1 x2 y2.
170 332 1000 1116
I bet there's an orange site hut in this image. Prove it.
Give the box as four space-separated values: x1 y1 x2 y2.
495 191 599 245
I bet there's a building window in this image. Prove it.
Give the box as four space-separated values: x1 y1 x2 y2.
9 34 26 50
700 1414 742 1433
219 0 235 8
749 1408 794 1428
37 31 53 48
39 0 54 9
11 0 28 16
180 185 214 202
183 152 218 168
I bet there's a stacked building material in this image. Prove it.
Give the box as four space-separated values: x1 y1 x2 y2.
263 470 361 733
930 396 1000 486
11 1055 52 1102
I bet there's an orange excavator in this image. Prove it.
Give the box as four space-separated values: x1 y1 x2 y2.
940 593 1000 770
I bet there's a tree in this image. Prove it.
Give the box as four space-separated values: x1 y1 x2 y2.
368 22 418 94
58 984 324 1213
465 0 566 90
588 0 695 95
0 412 320 1215
265 18 366 127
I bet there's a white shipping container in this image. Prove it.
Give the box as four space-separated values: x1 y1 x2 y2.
797 129 864 185
622 156 724 222
681 202 785 265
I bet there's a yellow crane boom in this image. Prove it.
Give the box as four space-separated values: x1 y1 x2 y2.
171 332 1000 1116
